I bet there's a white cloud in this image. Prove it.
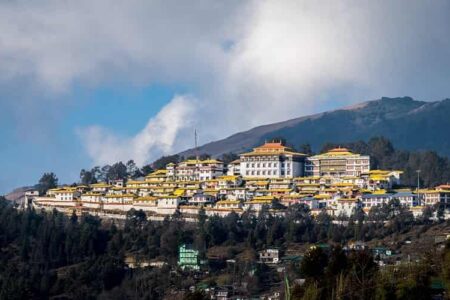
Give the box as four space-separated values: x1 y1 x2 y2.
77 95 197 165
2 0 450 166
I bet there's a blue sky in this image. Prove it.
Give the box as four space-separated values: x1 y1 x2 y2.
0 84 184 192
1 1 450 194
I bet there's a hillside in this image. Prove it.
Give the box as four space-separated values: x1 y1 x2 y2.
5 186 33 205
179 97 450 157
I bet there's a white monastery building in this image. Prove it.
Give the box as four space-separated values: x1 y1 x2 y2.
167 159 225 181
239 142 306 178
305 147 370 177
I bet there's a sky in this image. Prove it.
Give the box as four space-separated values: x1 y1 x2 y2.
1 0 450 194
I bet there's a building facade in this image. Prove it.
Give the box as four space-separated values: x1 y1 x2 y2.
167 159 225 181
178 244 200 270
305 147 370 177
239 142 306 178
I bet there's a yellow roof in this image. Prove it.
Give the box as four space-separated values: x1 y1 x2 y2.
173 189 185 196
145 169 167 177
314 194 331 199
268 188 292 192
252 195 276 201
49 187 78 193
373 189 387 194
240 142 306 157
338 198 357 202
218 175 239 181
294 176 321 180
90 183 112 188
180 159 222 165
127 180 146 184
104 194 136 198
216 200 241 205
248 199 273 204
316 147 356 157
332 183 355 187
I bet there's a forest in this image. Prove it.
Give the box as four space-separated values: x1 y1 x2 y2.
0 196 449 299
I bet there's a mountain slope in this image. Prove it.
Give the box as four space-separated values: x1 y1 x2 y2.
179 97 450 157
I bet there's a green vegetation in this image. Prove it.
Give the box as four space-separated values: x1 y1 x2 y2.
37 172 58 195
0 196 448 299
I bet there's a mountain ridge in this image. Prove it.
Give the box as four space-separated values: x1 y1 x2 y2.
178 97 450 158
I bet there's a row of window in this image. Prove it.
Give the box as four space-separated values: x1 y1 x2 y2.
242 156 285 161
245 170 291 176
246 162 292 168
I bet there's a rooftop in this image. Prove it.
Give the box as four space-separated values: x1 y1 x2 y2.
240 142 306 157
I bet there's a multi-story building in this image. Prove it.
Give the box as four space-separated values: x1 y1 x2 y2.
167 159 225 181
367 170 403 190
80 192 103 209
24 190 39 208
421 185 450 207
305 147 370 177
240 142 306 178
226 159 241 176
259 248 280 264
178 244 200 270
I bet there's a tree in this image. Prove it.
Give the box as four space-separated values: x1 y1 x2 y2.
140 164 154 176
126 160 142 179
220 153 239 164
37 172 58 195
107 162 128 181
300 247 328 282
80 169 97 185
152 154 180 170
184 290 208 300
299 143 313 156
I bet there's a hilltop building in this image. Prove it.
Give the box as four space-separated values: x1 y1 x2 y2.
239 142 306 178
28 141 450 221
305 147 370 177
167 159 224 181
421 185 450 207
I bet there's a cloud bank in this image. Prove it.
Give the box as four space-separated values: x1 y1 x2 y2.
77 95 197 165
2 0 450 166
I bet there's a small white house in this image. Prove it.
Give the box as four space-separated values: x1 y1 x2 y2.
259 249 280 264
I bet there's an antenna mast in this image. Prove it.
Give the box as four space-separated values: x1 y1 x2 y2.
195 129 199 160
195 129 200 181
